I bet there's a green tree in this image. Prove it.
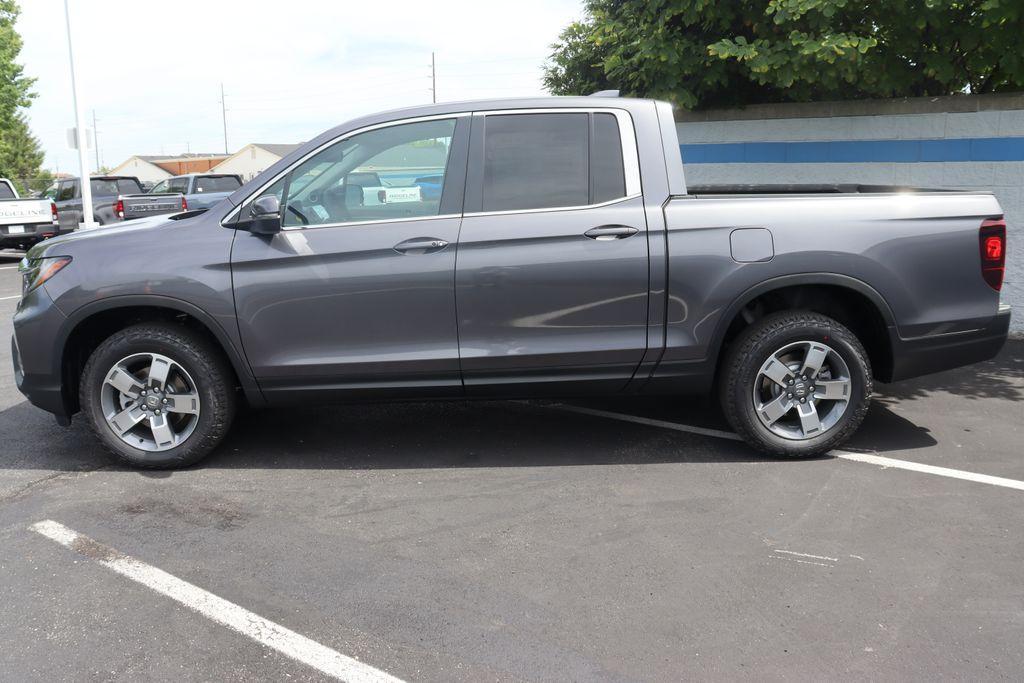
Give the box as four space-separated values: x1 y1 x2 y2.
544 0 1024 108
1 113 45 193
0 0 44 193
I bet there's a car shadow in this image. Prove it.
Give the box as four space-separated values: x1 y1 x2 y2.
0 393 932 473
1 340 1017 471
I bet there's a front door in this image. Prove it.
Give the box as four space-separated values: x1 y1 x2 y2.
456 110 649 394
230 115 470 401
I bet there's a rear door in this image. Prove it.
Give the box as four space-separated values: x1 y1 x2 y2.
55 180 79 231
456 109 649 394
230 114 470 401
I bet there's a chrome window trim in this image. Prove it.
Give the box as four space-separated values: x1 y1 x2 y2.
280 213 461 233
222 112 470 227
223 106 641 228
461 193 641 219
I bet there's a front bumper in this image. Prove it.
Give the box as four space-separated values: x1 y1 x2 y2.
12 284 71 422
888 304 1011 382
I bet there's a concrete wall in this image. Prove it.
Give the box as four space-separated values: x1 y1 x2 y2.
676 93 1023 332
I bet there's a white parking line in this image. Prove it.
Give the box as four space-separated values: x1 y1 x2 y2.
0 294 20 300
31 520 404 683
0 265 20 270
552 404 1024 492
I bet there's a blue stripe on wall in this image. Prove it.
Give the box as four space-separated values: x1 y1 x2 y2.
680 137 1024 163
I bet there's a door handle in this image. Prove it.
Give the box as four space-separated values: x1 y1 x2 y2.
393 237 449 254
584 225 639 241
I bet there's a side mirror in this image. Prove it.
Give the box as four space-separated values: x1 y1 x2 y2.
249 195 281 235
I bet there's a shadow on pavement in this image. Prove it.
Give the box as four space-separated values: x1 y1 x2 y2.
875 339 1023 403
0 340 1017 471
0 251 25 264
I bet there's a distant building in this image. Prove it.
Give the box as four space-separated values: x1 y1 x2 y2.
210 143 302 181
109 153 231 183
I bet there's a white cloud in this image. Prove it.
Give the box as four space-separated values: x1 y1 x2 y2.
16 0 583 173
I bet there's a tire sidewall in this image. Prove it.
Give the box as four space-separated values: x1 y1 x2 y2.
81 327 230 468
729 317 871 456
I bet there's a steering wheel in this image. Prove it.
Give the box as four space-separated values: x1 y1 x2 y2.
286 204 309 225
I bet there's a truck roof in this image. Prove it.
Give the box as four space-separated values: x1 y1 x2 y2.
228 95 663 206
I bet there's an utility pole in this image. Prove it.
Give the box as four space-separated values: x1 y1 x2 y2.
63 0 95 228
92 109 100 171
431 52 436 103
220 83 228 154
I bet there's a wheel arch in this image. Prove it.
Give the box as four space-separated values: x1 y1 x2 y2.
709 273 897 383
57 295 262 416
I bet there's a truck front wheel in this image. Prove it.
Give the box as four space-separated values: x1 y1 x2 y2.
80 323 237 468
720 311 872 458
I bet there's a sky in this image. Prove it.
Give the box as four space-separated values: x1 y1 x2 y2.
15 0 584 174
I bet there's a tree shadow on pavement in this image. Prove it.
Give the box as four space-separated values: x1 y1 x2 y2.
875 339 1023 403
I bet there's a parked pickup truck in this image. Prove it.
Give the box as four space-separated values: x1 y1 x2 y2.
12 96 1010 468
149 173 242 211
0 178 59 250
113 191 186 223
54 176 147 230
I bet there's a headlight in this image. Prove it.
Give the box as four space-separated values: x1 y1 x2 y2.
19 256 72 295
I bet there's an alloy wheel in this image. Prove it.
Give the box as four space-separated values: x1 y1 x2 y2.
751 340 852 440
99 352 201 452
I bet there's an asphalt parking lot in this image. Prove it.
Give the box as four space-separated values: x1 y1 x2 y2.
1 249 1022 681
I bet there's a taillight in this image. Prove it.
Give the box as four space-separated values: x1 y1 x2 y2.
181 196 188 211
114 198 124 219
377 190 387 204
50 202 57 222
979 218 1006 291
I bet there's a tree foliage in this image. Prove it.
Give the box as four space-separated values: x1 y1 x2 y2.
543 0 1024 109
0 0 44 193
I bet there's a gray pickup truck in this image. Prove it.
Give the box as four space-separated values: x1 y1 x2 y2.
11 96 1010 468
0 178 59 250
149 173 242 211
54 176 146 229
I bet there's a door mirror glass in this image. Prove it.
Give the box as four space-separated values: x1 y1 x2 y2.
249 195 281 235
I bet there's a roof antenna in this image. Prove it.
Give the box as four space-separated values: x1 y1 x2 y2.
589 89 620 97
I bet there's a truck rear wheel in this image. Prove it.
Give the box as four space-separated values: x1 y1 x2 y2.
80 323 236 469
720 311 872 458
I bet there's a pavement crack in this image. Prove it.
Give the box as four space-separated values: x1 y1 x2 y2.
0 464 112 505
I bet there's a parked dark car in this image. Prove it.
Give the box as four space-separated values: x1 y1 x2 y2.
12 97 1010 468
53 176 145 230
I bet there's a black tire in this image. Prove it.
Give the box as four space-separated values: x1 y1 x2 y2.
80 323 237 468
720 311 872 458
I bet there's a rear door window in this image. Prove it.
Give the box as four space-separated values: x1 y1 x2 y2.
481 113 589 212
167 178 190 194
55 182 73 201
477 111 629 212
